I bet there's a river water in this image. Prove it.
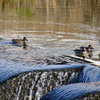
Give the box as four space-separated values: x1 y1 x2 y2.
0 1 100 100
0 0 100 58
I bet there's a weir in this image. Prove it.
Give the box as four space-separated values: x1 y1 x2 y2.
41 82 100 100
0 64 100 100
0 65 83 100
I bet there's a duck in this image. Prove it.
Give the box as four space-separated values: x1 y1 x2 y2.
74 45 94 59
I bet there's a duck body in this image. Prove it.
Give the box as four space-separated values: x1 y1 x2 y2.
74 45 94 59
12 39 23 44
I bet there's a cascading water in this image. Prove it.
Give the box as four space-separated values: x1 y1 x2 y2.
77 65 100 83
0 65 83 100
41 82 100 100
0 40 100 100
0 64 100 100
41 65 100 100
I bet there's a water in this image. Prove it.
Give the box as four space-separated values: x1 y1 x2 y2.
0 0 100 100
40 65 100 100
41 82 100 100
78 65 100 82
0 63 83 83
0 0 100 58
0 64 100 100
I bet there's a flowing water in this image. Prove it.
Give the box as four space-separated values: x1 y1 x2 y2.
0 0 100 100
0 0 100 57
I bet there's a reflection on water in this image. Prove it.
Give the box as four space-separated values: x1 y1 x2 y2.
0 0 100 57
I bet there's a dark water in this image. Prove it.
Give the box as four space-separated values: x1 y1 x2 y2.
0 0 100 58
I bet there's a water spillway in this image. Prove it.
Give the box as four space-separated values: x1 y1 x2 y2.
41 82 100 100
40 65 100 100
0 44 100 100
0 43 100 100
0 64 83 100
77 65 100 83
0 64 100 100
0 64 83 84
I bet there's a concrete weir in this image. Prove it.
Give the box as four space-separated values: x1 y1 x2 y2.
0 65 83 100
0 64 100 100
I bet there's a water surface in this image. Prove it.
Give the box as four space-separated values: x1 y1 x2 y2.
0 0 100 58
